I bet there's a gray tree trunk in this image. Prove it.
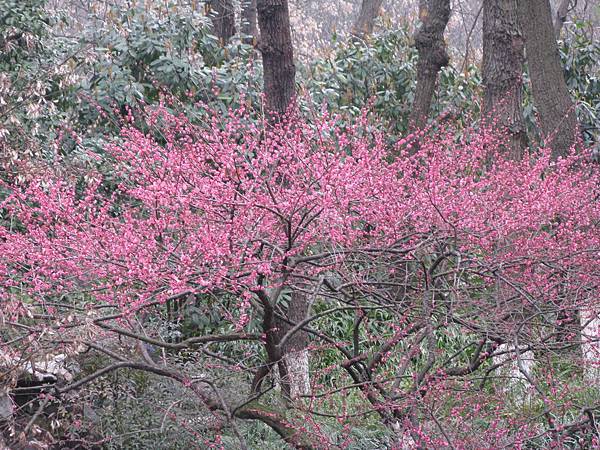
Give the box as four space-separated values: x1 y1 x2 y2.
581 310 600 383
409 0 451 128
208 0 236 45
276 292 311 399
256 0 296 115
352 0 384 37
554 0 571 38
241 0 258 43
518 0 577 158
519 0 583 378
482 0 527 159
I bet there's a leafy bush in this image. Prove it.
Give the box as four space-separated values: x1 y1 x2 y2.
0 0 75 159
559 20 600 144
305 23 598 145
305 28 482 136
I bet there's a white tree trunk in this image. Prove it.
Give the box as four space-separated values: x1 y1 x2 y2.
285 349 310 399
493 343 535 404
581 310 600 383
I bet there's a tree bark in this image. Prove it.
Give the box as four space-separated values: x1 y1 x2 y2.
241 0 258 44
581 310 600 383
519 2 582 378
256 0 296 115
352 0 385 37
492 343 536 404
277 292 311 399
482 0 527 159
554 0 572 39
409 0 451 128
207 0 236 45
518 0 577 158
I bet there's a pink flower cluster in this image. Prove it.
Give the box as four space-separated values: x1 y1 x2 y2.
1 106 599 314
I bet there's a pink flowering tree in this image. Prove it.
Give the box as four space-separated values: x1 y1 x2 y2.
1 106 599 448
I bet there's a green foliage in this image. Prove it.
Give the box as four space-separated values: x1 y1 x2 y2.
304 29 482 136
1 0 263 165
435 64 482 126
305 23 597 145
0 0 48 66
68 2 263 140
559 20 600 144
0 0 73 159
306 30 418 134
4 4 595 166
79 3 218 115
87 371 210 450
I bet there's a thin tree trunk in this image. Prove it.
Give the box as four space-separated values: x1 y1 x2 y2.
352 0 384 37
256 0 296 115
409 0 451 128
208 0 236 45
256 0 301 397
554 0 572 39
241 0 258 43
482 0 527 159
517 0 577 158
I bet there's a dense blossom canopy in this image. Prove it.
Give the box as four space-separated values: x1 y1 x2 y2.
1 107 600 447
1 107 599 312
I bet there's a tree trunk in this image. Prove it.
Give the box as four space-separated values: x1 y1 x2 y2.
241 0 258 44
409 0 451 128
208 0 236 45
554 0 571 39
352 0 384 37
492 343 535 405
482 0 527 159
581 310 600 383
519 2 582 378
256 0 296 115
277 292 311 399
517 0 577 158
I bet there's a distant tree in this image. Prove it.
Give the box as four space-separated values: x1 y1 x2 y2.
352 0 385 37
409 0 451 128
241 0 258 43
255 0 304 397
482 0 526 159
518 0 578 158
256 0 296 114
554 0 573 38
207 0 236 44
